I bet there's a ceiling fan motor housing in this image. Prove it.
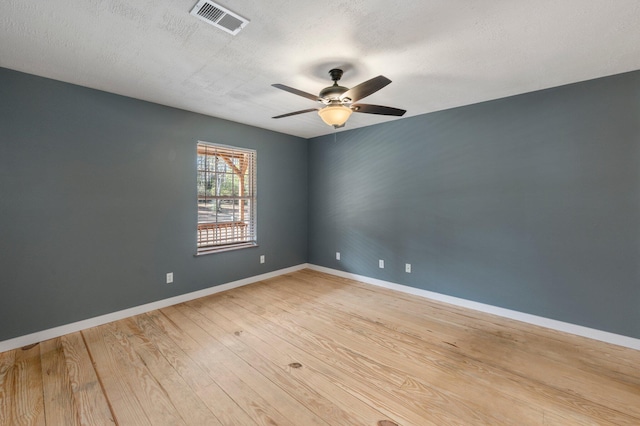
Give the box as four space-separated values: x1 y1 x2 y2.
319 68 349 101
319 84 348 101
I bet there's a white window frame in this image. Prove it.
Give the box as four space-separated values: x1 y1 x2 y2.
196 141 257 254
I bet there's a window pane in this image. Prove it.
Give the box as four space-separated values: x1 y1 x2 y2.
197 171 208 197
198 199 216 223
197 142 256 252
243 177 250 195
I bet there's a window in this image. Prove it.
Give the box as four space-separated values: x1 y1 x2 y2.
196 142 256 254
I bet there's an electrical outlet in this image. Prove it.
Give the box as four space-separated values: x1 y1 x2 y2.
166 272 173 284
336 252 341 260
260 255 265 264
379 259 385 269
405 263 412 273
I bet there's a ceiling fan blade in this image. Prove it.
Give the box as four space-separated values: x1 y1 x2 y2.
352 104 406 116
272 84 321 102
272 108 319 119
340 75 391 102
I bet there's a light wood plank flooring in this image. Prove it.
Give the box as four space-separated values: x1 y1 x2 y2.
1 269 639 425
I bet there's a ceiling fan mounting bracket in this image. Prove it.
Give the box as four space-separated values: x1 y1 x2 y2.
328 68 344 83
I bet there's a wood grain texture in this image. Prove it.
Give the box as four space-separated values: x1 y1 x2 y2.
163 304 302 426
41 338 80 425
0 350 16 426
60 333 114 425
0 344 45 426
139 309 258 426
120 317 222 426
83 322 185 425
0 269 639 425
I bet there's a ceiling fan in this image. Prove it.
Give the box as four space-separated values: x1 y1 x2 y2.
272 68 406 128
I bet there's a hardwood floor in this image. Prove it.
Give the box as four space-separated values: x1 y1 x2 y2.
1 269 639 425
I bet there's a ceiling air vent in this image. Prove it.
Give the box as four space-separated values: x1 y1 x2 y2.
190 0 249 35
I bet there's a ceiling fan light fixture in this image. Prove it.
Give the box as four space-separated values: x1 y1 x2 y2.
318 104 352 127
272 69 404 127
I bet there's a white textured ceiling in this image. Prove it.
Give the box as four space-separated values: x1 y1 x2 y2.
1 0 639 138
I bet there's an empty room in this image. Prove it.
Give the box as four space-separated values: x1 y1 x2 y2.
1 1 639 425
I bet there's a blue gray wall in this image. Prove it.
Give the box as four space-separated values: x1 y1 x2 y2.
2 66 639 342
308 71 640 339
0 68 308 341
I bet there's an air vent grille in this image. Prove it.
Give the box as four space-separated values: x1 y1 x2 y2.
190 1 249 35
198 4 225 22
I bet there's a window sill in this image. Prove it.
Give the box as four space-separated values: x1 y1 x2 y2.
195 242 258 256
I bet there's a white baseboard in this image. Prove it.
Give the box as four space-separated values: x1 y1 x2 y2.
4 263 638 353
307 264 640 351
0 264 309 353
